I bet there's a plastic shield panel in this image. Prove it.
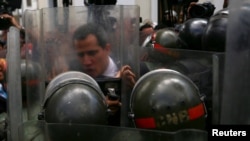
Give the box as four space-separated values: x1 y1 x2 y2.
140 46 225 126
220 0 250 124
6 27 22 141
6 5 140 141
18 121 207 141
21 5 140 120
24 5 140 79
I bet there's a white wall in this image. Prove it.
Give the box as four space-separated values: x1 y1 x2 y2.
117 0 136 5
135 0 151 23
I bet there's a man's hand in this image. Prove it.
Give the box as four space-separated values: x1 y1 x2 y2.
115 65 136 88
105 95 121 115
0 14 22 29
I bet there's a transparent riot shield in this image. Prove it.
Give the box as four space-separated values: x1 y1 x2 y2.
6 27 22 141
139 46 225 127
212 53 225 124
220 0 250 124
5 5 140 141
23 5 140 122
18 121 207 141
0 50 7 58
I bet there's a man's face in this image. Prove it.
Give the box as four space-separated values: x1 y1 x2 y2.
0 58 6 81
73 34 110 78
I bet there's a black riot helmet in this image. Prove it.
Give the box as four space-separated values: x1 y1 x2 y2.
188 2 216 19
129 69 206 132
202 8 229 52
41 71 108 125
177 18 208 50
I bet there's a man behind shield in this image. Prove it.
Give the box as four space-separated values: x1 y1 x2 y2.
70 23 136 125
71 23 136 84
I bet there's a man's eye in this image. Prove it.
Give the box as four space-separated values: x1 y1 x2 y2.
77 52 84 57
87 51 97 56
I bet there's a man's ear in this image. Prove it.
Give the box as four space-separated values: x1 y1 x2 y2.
104 43 111 52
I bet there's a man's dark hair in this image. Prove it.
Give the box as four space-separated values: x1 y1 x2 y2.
139 23 153 31
73 23 108 48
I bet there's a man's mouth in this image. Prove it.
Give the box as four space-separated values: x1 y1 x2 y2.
84 68 95 76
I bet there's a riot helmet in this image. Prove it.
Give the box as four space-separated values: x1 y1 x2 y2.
188 2 216 19
142 28 178 49
154 28 178 49
140 28 180 62
20 59 41 100
202 8 229 52
42 71 108 125
130 69 206 132
177 18 208 50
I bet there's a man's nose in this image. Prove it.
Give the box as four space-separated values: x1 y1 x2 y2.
82 55 92 65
